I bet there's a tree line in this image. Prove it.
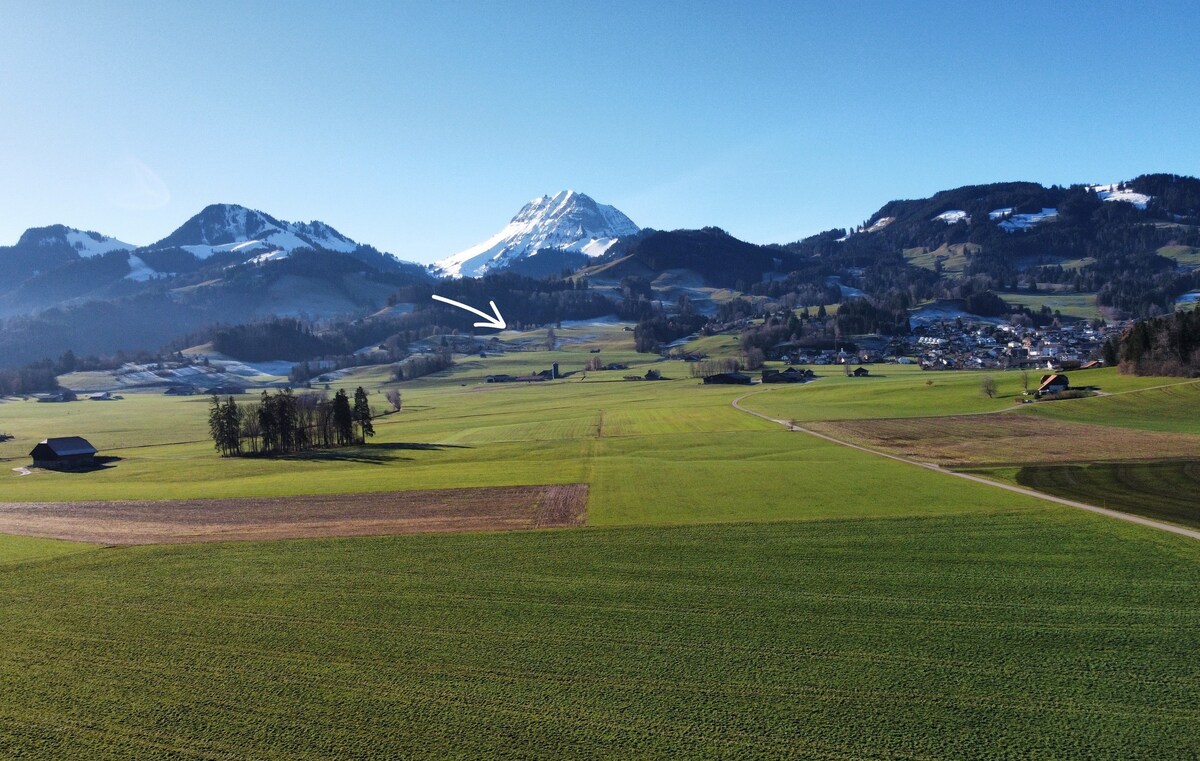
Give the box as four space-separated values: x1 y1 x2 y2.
208 387 375 457
1106 307 1200 377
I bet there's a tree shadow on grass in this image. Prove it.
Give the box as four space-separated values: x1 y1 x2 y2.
276 442 470 465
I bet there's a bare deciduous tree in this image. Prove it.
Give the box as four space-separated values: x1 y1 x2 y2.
385 388 402 412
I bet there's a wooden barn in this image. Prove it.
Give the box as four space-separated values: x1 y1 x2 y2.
29 437 98 471
702 372 753 385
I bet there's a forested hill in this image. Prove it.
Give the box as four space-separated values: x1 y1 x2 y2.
779 174 1200 317
586 227 797 289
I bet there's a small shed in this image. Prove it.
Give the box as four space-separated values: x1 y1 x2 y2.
852 367 870 377
30 437 98 470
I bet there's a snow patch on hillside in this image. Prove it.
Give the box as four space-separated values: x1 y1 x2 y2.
65 230 136 257
998 208 1058 232
1090 183 1152 209
866 216 895 233
124 254 162 281
933 210 969 224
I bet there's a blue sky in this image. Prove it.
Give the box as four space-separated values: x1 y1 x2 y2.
2 1 1197 263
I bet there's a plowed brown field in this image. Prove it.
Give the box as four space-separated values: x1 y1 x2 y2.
807 415 1200 467
0 484 588 545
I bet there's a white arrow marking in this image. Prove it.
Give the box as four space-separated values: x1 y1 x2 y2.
430 294 507 330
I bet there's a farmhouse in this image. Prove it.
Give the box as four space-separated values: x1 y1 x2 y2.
703 372 753 385
34 390 77 403
29 437 98 471
761 368 810 384
1038 373 1070 395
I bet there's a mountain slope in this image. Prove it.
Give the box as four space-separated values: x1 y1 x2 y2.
0 225 135 277
148 203 359 264
434 190 640 278
584 227 794 290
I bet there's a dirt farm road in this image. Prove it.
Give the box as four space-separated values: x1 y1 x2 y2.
731 390 1200 541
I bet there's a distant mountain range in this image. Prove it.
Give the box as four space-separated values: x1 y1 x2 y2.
1 175 1197 369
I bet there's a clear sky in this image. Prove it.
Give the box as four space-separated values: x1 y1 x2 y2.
2 1 1197 264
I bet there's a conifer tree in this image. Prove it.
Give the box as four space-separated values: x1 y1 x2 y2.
332 389 354 446
353 386 374 441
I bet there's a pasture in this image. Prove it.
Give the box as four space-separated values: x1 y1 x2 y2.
2 511 1198 759
995 290 1102 320
1024 380 1200 434
1008 460 1200 530
2 344 1199 758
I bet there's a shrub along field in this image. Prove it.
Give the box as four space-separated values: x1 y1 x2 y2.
1 340 1199 757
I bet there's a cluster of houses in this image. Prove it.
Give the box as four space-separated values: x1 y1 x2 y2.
702 367 863 385
762 320 1113 372
906 321 1111 371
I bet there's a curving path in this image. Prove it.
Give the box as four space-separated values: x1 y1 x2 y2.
732 389 1200 541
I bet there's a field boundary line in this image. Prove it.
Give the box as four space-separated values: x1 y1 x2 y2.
731 389 1200 541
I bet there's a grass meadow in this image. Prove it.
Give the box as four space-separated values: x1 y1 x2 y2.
2 341 1199 757
2 511 1198 759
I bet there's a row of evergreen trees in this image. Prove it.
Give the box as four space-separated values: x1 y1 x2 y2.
208 387 375 457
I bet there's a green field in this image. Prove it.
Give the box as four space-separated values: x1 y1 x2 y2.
2 511 1198 759
995 290 1102 320
1023 380 1200 434
0 535 90 566
2 344 1199 757
1013 460 1200 529
1159 244 1200 269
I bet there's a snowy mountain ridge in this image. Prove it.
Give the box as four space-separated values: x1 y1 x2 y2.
150 203 359 262
433 190 640 278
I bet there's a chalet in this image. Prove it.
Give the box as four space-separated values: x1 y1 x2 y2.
29 437 97 471
484 374 514 383
852 367 870 377
703 372 753 385
1038 373 1069 395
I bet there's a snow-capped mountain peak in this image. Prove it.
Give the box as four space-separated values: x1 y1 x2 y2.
433 190 640 278
150 203 359 261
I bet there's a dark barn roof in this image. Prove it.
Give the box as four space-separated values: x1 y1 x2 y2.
30 436 97 458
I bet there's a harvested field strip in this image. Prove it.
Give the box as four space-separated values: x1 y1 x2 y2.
806 415 1200 468
0 484 588 545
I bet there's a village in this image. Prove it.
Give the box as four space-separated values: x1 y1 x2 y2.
761 317 1116 373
